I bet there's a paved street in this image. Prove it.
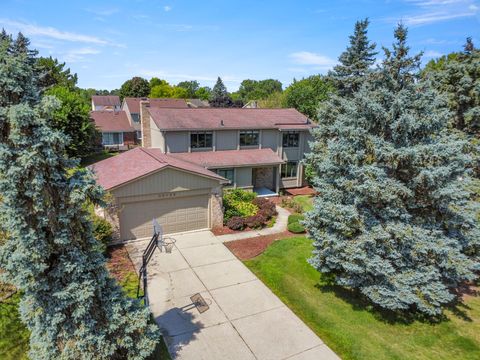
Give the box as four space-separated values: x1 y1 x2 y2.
127 231 339 360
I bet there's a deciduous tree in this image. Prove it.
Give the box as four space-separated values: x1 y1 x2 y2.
119 76 150 98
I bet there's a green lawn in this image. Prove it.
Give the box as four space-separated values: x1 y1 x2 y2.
292 195 314 212
0 293 29 360
244 236 480 360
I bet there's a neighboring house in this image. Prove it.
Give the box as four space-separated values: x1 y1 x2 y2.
90 147 227 241
90 110 136 150
91 95 121 111
242 100 259 108
122 97 188 142
187 99 210 108
140 103 315 193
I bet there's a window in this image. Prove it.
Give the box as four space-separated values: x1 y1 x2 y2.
281 161 298 178
217 168 234 184
239 130 259 146
136 131 142 140
102 132 123 146
282 131 299 148
131 113 140 123
190 132 213 149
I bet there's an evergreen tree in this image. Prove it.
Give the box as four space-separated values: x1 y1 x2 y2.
329 18 377 96
425 38 480 135
210 77 234 107
305 25 479 316
0 33 159 359
36 56 78 90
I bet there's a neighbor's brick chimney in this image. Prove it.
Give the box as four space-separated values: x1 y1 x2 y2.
140 100 151 148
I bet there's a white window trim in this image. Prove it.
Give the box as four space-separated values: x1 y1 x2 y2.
102 132 124 146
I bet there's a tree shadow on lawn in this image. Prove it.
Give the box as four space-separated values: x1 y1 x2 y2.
315 280 476 325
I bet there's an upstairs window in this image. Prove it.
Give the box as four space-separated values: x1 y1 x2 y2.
131 113 140 123
102 132 123 146
282 131 299 148
281 161 298 178
239 130 259 146
216 168 234 184
191 132 213 149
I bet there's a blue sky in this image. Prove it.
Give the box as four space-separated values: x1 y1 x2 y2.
1 0 479 91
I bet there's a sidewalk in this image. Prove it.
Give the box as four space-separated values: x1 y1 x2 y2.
216 206 290 243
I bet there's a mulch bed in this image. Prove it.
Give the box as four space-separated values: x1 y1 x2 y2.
106 245 137 283
285 186 317 196
224 231 295 260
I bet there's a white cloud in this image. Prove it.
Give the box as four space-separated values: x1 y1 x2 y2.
289 51 336 69
403 11 476 25
164 5 172 12
423 50 443 57
0 19 110 45
63 47 101 62
397 0 479 26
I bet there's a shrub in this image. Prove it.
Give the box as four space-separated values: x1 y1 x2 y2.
92 214 113 250
288 222 305 233
226 216 245 230
223 188 259 222
288 214 305 224
245 213 267 229
224 188 256 204
253 197 277 217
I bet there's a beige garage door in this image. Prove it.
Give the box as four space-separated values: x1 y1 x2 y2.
119 194 209 240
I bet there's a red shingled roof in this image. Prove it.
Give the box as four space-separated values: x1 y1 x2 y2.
90 111 135 132
170 148 284 168
89 147 226 190
147 108 313 131
124 97 188 113
92 95 120 107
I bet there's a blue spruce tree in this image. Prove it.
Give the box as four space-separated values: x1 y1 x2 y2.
0 33 159 359
305 25 480 316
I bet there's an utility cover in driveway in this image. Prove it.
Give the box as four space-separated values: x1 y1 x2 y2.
120 194 209 240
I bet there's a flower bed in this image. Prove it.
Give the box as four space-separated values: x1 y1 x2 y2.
223 189 277 231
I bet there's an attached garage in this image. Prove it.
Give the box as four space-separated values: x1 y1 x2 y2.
119 194 209 240
90 147 227 242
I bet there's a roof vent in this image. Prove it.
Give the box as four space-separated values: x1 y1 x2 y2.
220 120 224 126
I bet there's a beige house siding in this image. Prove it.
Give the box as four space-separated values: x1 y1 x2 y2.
166 131 189 153
150 120 165 150
216 130 238 151
111 167 220 198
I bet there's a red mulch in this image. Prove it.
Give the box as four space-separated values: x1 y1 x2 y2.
285 186 317 196
225 231 294 260
211 226 241 236
106 245 137 283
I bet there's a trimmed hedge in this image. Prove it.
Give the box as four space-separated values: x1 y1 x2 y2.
287 214 306 233
288 222 305 233
288 214 304 224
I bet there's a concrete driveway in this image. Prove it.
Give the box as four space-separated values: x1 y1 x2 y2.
127 231 339 360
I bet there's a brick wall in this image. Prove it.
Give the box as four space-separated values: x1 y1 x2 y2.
123 131 136 146
140 101 151 148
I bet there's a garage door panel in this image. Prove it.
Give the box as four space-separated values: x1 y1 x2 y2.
120 194 209 240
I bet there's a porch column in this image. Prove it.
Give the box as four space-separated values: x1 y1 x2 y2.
275 165 281 194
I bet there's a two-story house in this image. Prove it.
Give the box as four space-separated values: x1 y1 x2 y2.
122 97 188 143
91 101 314 240
139 101 314 195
